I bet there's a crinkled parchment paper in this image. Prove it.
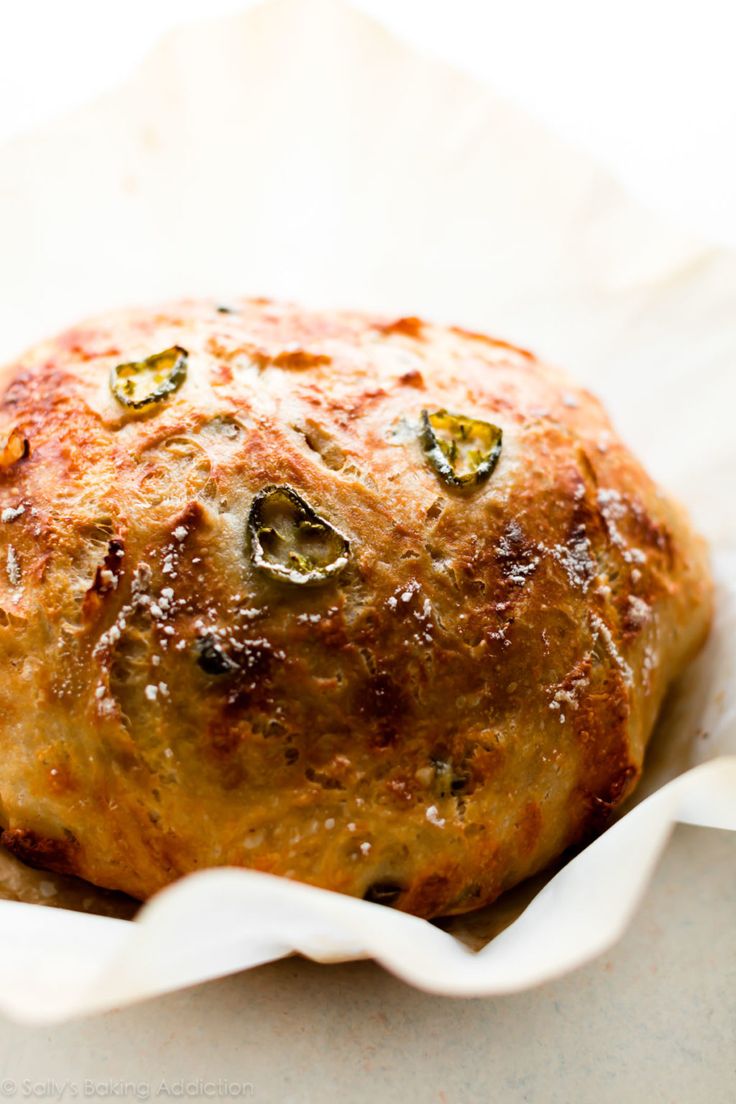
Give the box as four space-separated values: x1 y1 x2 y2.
0 0 733 1022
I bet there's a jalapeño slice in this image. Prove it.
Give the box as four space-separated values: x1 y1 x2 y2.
420 408 502 488
248 485 349 586
194 634 240 676
111 346 188 409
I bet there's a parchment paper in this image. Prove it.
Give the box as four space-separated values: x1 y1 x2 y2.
0 0 733 1022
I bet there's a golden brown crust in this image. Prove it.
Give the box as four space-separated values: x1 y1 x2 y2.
0 298 712 917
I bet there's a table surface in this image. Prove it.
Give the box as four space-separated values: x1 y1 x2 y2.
0 824 732 1103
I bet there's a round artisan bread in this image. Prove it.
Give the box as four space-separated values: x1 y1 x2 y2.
0 299 712 917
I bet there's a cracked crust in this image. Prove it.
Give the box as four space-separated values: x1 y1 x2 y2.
0 298 713 917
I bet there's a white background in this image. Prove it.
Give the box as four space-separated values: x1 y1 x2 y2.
0 0 734 245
